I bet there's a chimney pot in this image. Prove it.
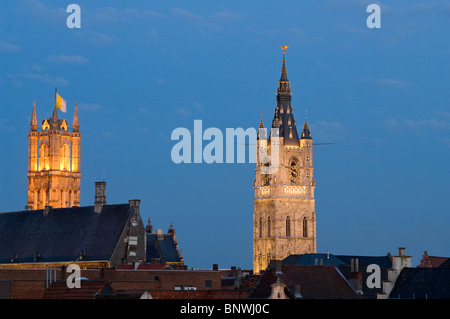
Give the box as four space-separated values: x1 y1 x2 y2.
129 199 140 208
399 247 406 257
212 264 218 271
44 206 52 215
94 182 106 213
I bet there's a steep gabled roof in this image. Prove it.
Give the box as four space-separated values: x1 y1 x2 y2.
389 268 450 299
0 204 131 265
146 233 182 263
42 280 113 299
249 265 363 299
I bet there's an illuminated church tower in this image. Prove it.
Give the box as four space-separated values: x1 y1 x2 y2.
27 100 81 209
253 47 316 274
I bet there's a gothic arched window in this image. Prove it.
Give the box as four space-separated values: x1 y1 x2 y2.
60 144 70 171
259 217 263 238
303 217 308 238
267 216 271 237
286 217 291 237
39 143 48 170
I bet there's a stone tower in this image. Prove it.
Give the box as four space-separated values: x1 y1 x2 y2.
253 47 316 274
27 100 81 210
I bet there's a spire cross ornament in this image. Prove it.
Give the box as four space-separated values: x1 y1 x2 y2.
281 45 289 54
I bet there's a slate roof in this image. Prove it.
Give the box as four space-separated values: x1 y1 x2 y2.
146 233 181 263
283 253 392 269
335 255 392 269
283 253 346 266
42 280 113 299
389 268 450 299
249 265 363 299
0 204 131 265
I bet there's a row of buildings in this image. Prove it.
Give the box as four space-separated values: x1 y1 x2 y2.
0 183 448 299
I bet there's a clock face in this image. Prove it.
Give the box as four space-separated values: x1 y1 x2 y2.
289 161 299 183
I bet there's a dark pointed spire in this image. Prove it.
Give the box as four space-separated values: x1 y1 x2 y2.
271 46 299 146
301 110 312 139
146 217 153 233
258 111 267 140
280 46 289 82
30 101 37 132
168 222 175 235
277 46 291 98
51 105 58 123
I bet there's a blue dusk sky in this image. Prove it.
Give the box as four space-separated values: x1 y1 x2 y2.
0 0 449 269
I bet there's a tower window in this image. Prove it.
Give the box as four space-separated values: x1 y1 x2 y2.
39 143 49 171
286 217 291 237
259 217 263 238
303 217 308 238
267 216 271 237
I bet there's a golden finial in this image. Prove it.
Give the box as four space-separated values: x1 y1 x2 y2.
281 45 289 54
305 109 308 121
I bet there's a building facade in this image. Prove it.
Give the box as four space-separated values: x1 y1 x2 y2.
27 101 81 209
253 48 317 274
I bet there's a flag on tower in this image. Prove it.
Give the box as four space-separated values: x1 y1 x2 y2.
55 92 67 113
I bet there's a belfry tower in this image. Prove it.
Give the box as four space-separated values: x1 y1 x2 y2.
27 100 81 210
253 47 316 274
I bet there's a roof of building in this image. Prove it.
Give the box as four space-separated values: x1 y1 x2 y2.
139 289 250 299
335 254 393 269
283 253 392 269
249 265 363 299
42 280 113 299
283 253 346 266
389 267 450 299
146 233 182 264
418 251 449 268
0 204 132 265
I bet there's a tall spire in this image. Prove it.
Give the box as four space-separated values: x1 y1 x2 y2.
51 88 59 123
73 103 80 132
280 45 289 82
30 101 37 132
271 46 299 146
277 46 291 97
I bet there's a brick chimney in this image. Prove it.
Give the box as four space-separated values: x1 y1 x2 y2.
94 181 106 213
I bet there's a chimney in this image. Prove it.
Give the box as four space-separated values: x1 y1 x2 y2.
399 247 406 257
294 285 302 298
234 267 242 289
212 264 218 271
129 199 140 208
348 271 363 294
275 260 282 274
44 206 52 215
94 182 106 213
25 205 32 211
